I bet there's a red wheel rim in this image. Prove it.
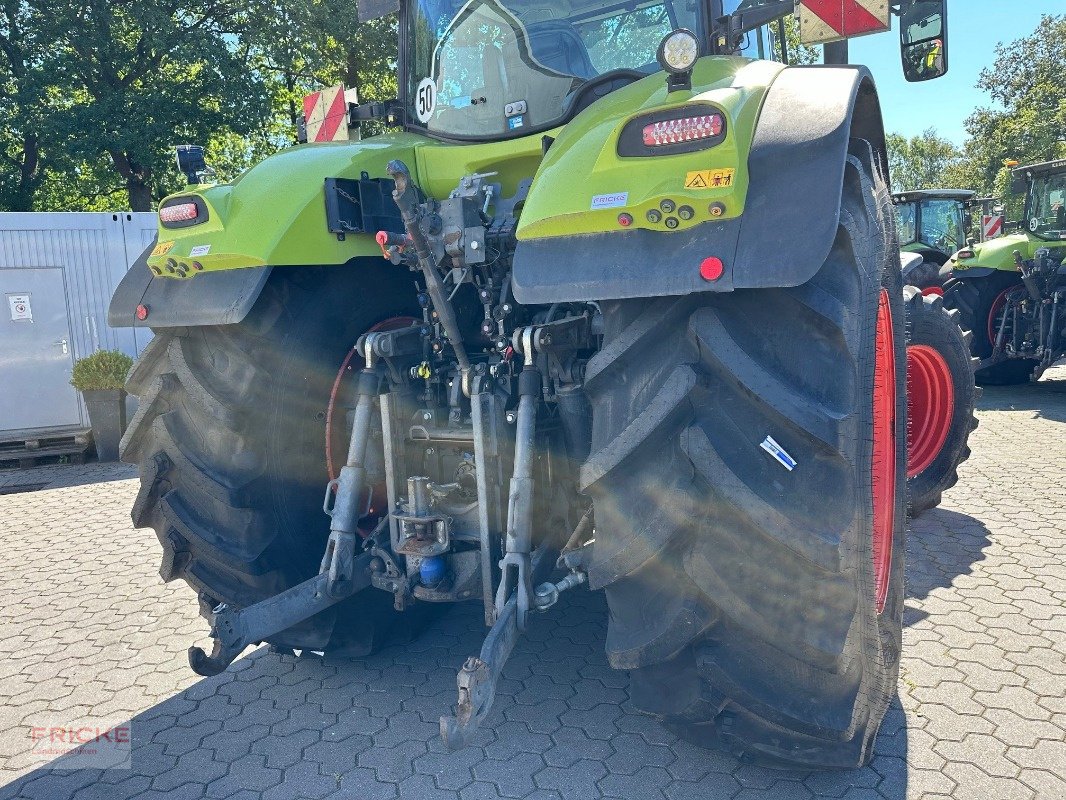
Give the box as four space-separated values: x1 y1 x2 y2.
906 344 954 478
986 287 1012 346
326 315 417 535
872 289 897 615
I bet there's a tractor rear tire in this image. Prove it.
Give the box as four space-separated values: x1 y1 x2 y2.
943 275 1038 385
904 286 978 517
581 141 906 769
121 264 435 655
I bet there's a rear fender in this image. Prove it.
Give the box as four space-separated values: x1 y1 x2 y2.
109 242 272 329
944 267 1000 281
512 65 886 304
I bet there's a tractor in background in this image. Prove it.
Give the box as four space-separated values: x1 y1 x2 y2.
944 159 1066 384
894 188 973 288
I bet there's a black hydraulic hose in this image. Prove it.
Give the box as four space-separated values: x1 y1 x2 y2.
1015 250 1042 303
1047 292 1059 357
387 159 472 387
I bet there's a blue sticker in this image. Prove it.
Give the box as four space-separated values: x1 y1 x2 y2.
507 115 525 130
760 435 796 471
451 95 471 108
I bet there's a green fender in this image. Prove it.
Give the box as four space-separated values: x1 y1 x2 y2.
147 135 422 273
111 130 550 327
952 231 1066 273
512 62 888 303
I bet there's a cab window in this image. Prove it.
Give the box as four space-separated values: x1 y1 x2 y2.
919 199 962 252
897 203 917 245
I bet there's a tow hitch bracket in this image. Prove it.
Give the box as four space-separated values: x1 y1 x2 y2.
440 547 581 750
188 552 376 676
190 333 391 677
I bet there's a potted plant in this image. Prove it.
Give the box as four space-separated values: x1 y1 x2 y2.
70 349 134 461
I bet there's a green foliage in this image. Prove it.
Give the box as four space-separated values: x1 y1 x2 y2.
943 14 1066 219
777 14 820 66
70 349 134 391
0 0 396 211
887 15 1065 221
0 0 58 211
886 129 962 192
243 1 397 140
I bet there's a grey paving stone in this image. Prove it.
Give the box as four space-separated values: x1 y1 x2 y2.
1 382 1065 800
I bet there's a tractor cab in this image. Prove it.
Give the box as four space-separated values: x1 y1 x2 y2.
1014 159 1066 242
953 159 1066 274
351 0 947 143
893 188 974 264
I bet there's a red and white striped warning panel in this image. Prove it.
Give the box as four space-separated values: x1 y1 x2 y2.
797 0 890 44
982 214 1004 240
303 84 350 143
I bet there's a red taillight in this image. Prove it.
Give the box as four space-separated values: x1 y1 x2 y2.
159 202 199 223
643 114 723 147
135 304 150 321
700 257 724 282
957 249 975 260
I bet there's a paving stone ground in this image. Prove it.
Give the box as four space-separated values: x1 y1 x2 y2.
0 378 1063 800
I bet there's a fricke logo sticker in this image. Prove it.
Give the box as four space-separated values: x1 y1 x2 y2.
590 192 629 210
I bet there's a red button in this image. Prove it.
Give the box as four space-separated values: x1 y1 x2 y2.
700 257 724 282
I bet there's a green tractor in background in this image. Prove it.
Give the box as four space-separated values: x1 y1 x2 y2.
944 158 1066 384
891 189 985 512
108 0 970 768
894 188 974 288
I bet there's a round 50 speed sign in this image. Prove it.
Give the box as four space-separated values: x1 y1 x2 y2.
415 78 436 124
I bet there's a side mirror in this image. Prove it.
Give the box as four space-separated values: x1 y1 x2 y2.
900 1 948 82
175 145 208 184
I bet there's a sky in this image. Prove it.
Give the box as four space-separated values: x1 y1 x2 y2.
849 2 1054 146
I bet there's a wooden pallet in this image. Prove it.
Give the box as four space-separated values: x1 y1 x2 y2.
0 430 93 469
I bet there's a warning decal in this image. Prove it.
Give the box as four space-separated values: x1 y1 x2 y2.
151 241 175 257
982 214 1003 240
797 1 890 45
685 168 735 190
7 294 32 322
303 84 349 143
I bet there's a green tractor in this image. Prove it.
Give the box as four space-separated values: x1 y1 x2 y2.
894 189 1007 290
944 158 1066 384
894 188 974 287
108 0 967 768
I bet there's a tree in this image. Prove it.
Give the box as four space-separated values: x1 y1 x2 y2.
245 0 396 137
774 13 820 66
945 14 1066 216
0 0 61 210
43 0 270 210
886 129 962 192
